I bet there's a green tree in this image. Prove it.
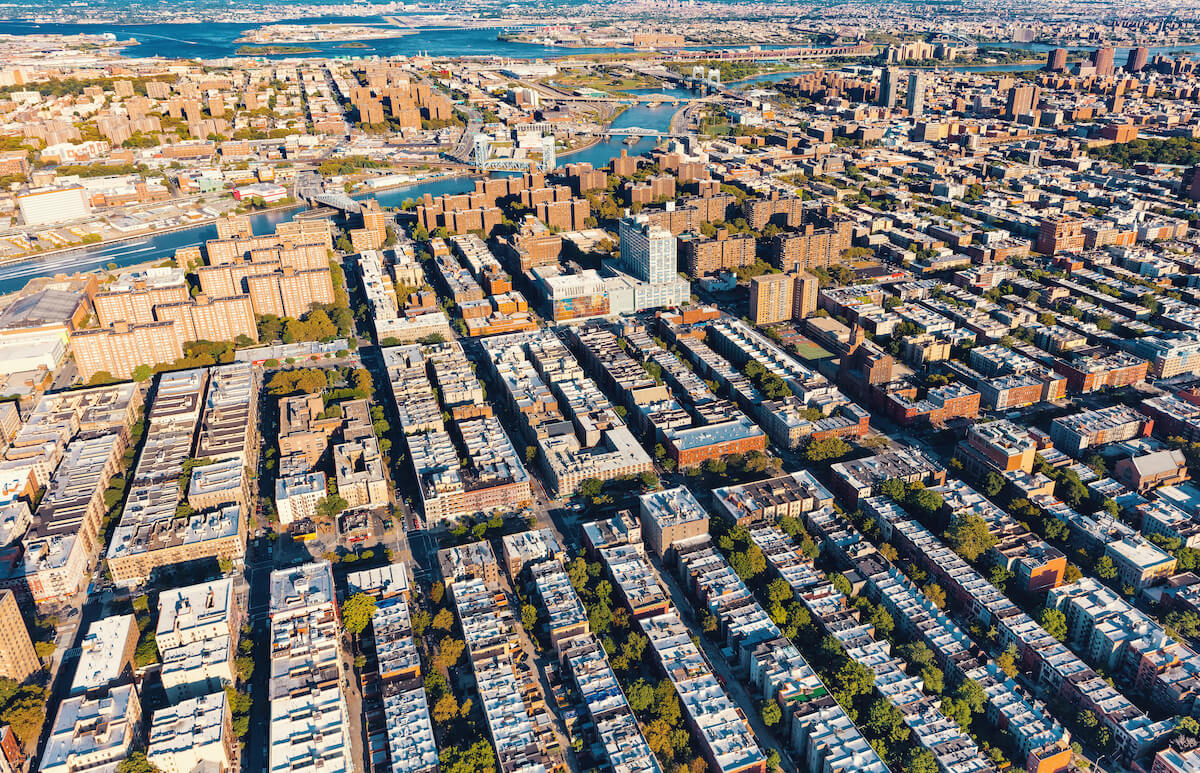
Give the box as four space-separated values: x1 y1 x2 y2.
832 659 874 707
434 638 465 670
626 678 654 713
921 665 944 694
440 741 496 773
955 679 987 714
904 747 938 773
432 692 459 724
767 578 793 605
342 593 377 635
521 603 538 631
315 495 348 521
760 700 782 727
923 582 947 609
1038 607 1068 641
996 643 1019 678
1096 555 1118 580
235 654 255 681
0 690 45 749
117 753 161 773
981 471 1004 497
432 608 455 632
804 436 851 463
880 478 907 502
946 512 997 562
864 697 911 744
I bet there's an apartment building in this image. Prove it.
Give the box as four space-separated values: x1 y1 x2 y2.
70 321 183 381
154 294 257 348
275 471 327 526
245 266 336 319
157 578 238 702
147 692 235 773
22 432 125 604
770 222 852 272
712 470 834 526
107 369 246 586
638 486 709 559
481 330 652 497
679 231 756 278
830 448 947 508
0 590 38 682
1049 405 1152 456
40 685 142 773
268 562 352 773
94 267 190 326
71 614 139 695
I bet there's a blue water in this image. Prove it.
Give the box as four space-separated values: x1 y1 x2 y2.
0 18 807 61
558 102 679 169
0 102 681 294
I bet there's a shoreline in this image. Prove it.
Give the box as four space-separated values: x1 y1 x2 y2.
0 101 680 283
0 200 303 271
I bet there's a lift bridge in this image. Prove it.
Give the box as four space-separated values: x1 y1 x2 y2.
473 133 556 173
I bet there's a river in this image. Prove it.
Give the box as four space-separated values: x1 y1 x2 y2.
0 17 802 61
0 100 683 294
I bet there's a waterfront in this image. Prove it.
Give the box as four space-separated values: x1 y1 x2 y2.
0 100 682 294
0 18 799 60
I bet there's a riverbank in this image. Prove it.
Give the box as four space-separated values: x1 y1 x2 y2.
0 199 308 271
0 95 684 293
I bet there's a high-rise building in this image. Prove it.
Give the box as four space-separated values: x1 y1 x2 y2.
1126 46 1149 72
70 321 184 381
878 67 900 108
749 273 793 325
1092 46 1115 76
0 590 39 682
792 271 819 320
1036 216 1085 255
1005 85 1038 118
619 214 677 284
1046 48 1068 72
905 72 926 116
245 267 336 319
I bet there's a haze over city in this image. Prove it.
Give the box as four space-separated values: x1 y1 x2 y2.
0 3 1200 773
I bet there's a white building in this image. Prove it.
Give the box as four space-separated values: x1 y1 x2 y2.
268 562 352 773
17 185 90 226
147 691 234 773
275 471 327 526
619 213 676 284
40 685 141 773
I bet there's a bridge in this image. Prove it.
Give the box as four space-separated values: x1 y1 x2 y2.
309 192 362 215
600 127 680 137
664 42 875 62
479 159 538 172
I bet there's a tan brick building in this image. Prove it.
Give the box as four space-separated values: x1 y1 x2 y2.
0 590 39 681
770 223 852 272
71 322 183 380
679 232 756 278
750 273 794 325
245 267 335 319
95 283 190 326
154 295 257 346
